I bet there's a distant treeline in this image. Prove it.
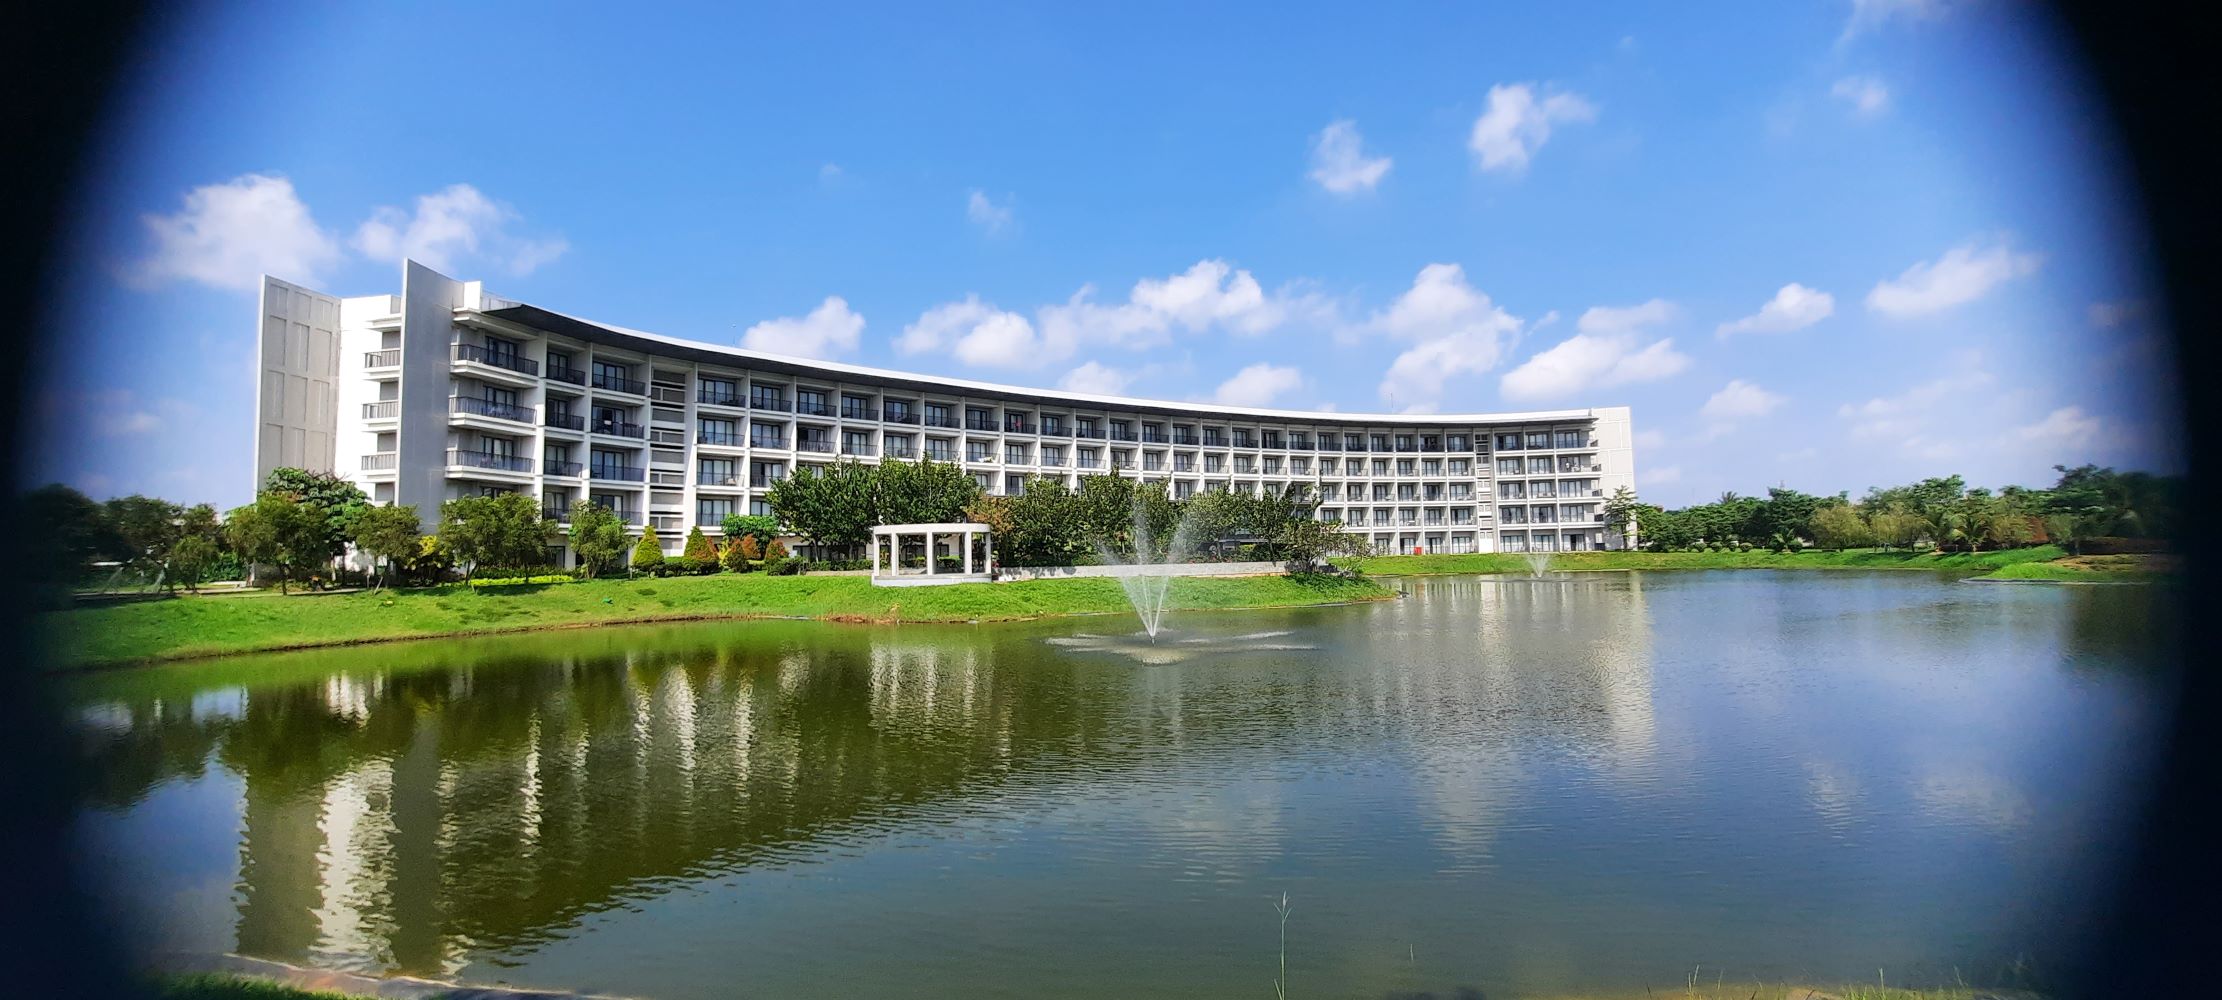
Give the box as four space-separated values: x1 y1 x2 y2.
1610 464 2178 553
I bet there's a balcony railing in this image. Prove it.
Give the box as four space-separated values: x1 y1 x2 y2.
1040 456 1066 468
542 505 571 522
924 413 959 428
884 446 916 459
797 440 833 454
699 389 744 407
545 412 586 431
966 418 998 432
1171 433 1197 445
589 464 645 482
547 364 587 385
750 474 787 488
362 401 398 419
1005 422 1036 434
591 371 647 395
452 396 536 423
883 409 919 424
454 343 539 376
592 420 645 439
585 505 640 522
1073 428 1106 440
544 460 583 477
698 473 743 487
750 436 787 450
795 400 832 416
448 449 533 473
698 430 745 446
1111 430 1135 442
925 450 957 463
841 407 876 421
364 349 402 368
750 396 792 412
361 452 397 471
842 443 877 456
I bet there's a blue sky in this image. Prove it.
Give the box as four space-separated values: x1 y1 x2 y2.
31 0 2177 508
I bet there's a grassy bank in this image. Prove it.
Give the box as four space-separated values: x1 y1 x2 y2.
1976 552 2174 582
1356 545 2071 577
43 571 1392 669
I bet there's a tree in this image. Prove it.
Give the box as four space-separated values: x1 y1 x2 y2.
351 503 422 587
631 523 665 574
168 535 220 592
263 468 370 565
1752 487 1825 543
1601 486 1642 548
1868 509 1927 551
719 513 780 549
761 538 790 575
683 525 717 563
1809 505 1874 550
766 461 878 557
226 493 319 593
24 484 121 593
438 493 546 579
570 502 630 578
401 535 453 586
1631 504 1689 551
103 494 184 589
873 458 983 525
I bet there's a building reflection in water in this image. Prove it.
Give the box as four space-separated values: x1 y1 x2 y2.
68 580 1669 980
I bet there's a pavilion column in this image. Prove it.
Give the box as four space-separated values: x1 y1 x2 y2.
963 530 974 574
872 534 882 576
921 532 934 576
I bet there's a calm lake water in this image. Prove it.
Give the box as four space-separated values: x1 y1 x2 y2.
65 571 2171 999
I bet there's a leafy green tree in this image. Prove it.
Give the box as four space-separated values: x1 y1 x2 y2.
263 468 370 564
401 535 453 586
1868 509 1927 550
719 513 781 548
24 484 117 590
438 492 546 579
873 458 983 525
103 494 184 588
226 493 319 592
631 523 665 574
168 534 220 591
570 503 630 577
350 503 422 587
1809 505 1873 550
1601 486 1642 548
1752 487 1825 543
766 461 878 557
1631 503 1688 550
990 478 1089 567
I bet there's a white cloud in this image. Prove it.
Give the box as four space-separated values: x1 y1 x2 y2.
1698 380 1788 437
2087 299 2146 328
1865 238 2042 318
1367 264 1525 406
896 295 1043 368
741 296 865 359
818 163 845 184
354 184 567 276
127 174 342 291
966 190 1014 234
1058 361 1132 396
1212 364 1304 407
1468 83 1596 173
1718 283 1836 337
1633 428 1668 450
1308 119 1392 194
1837 363 1994 449
1645 466 1683 485
1499 300 1691 401
2012 406 2120 453
1131 259 1287 335
1830 75 1891 117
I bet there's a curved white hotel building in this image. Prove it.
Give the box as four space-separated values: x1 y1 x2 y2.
255 261 1638 562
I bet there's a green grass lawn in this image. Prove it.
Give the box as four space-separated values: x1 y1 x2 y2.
1355 545 2072 577
43 571 1392 668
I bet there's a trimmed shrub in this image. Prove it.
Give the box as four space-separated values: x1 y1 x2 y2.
720 536 751 573
762 540 795 575
683 526 717 562
631 525 664 574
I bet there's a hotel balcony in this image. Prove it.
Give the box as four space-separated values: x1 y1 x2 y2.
363 349 402 369
451 396 536 423
362 401 398 420
750 396 792 412
545 460 583 478
589 464 646 482
591 371 647 395
447 449 534 473
545 412 586 432
591 420 646 439
547 363 587 386
698 389 744 408
452 343 540 378
361 452 397 471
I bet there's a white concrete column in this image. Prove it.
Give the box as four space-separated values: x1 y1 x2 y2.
963 530 974 574
923 531 936 576
871 534 882 576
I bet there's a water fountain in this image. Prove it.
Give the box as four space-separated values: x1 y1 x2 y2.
1092 497 1203 638
1524 551 1554 578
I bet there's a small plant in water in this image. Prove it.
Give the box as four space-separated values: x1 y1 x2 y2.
1273 892 1291 1000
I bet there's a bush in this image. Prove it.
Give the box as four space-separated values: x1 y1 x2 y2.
761 540 795 575
631 525 665 574
720 536 751 573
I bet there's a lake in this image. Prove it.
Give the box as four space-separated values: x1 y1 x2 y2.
65 571 2171 998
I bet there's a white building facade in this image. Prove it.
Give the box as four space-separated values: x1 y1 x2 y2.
255 261 1640 561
